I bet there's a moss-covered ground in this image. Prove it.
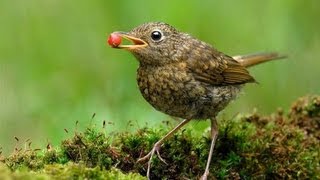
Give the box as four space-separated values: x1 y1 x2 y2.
1 95 319 179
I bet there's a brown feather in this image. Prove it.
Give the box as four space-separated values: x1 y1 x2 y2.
222 58 255 84
189 53 255 85
233 52 286 68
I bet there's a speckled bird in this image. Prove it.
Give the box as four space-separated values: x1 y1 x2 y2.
108 22 284 180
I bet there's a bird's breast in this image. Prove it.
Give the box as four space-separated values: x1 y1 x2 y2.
137 64 195 107
137 63 236 119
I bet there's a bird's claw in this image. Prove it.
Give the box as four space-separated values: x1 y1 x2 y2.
137 141 165 162
137 151 152 163
156 149 168 165
200 170 209 180
137 142 167 179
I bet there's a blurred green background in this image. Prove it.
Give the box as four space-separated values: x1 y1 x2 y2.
0 0 319 154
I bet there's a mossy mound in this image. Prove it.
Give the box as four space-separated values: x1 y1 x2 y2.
0 95 319 179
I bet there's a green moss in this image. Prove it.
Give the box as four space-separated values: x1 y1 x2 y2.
5 149 44 171
0 162 144 180
289 95 320 139
60 128 113 169
1 95 319 179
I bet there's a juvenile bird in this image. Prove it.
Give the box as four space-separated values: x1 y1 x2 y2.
108 22 284 179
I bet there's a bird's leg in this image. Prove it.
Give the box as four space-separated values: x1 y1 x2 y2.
137 118 191 179
200 117 218 180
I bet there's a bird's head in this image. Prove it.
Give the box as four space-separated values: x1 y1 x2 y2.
108 22 190 65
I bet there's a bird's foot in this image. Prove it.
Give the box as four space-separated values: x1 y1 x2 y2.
137 141 167 164
137 142 167 179
200 170 209 180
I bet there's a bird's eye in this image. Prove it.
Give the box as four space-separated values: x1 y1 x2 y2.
151 30 163 42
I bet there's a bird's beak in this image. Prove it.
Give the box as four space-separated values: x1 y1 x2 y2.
111 32 148 50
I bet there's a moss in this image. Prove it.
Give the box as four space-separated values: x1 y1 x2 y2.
0 162 144 180
0 163 49 180
1 95 319 179
5 148 44 171
289 95 320 139
60 128 113 169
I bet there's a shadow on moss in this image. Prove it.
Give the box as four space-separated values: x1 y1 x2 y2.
0 95 319 179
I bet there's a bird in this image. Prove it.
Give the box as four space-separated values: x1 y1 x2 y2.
107 22 285 179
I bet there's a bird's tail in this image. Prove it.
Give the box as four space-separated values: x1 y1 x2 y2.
233 52 286 68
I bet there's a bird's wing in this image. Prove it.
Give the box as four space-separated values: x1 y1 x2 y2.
187 51 255 85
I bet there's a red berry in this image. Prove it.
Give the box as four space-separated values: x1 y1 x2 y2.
107 33 122 47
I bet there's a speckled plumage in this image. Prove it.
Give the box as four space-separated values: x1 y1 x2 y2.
137 64 242 119
128 22 253 120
